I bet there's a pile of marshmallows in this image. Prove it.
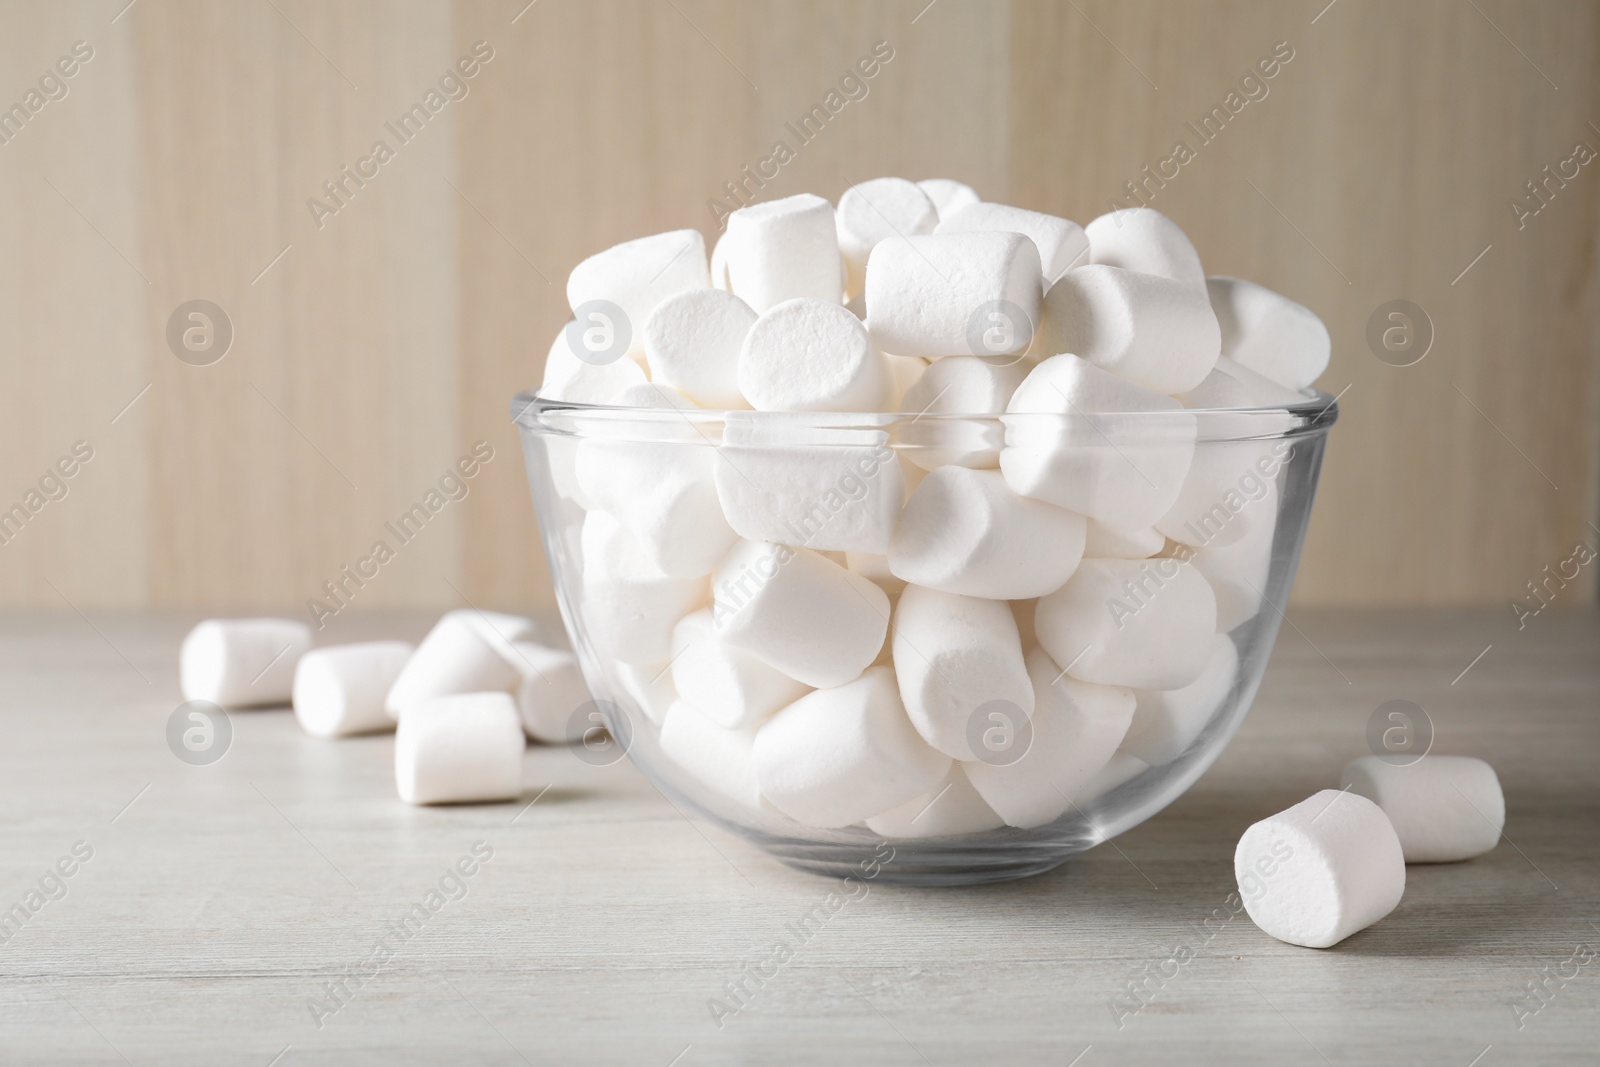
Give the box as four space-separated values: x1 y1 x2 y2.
540 178 1329 839
178 611 587 804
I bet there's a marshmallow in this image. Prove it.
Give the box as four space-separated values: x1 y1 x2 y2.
539 326 648 404
738 298 888 412
890 467 1086 600
644 288 757 409
1235 790 1406 948
658 700 764 809
846 551 906 598
180 618 313 708
1207 276 1330 390
1085 208 1206 292
1340 756 1505 863
865 765 1004 838
1084 520 1164 559
566 229 710 357
507 640 591 743
709 231 732 291
670 609 809 729
579 509 709 665
714 414 903 554
724 193 844 313
384 609 534 720
892 585 1034 760
753 666 950 827
964 646 1136 828
897 355 1027 470
1189 504 1276 631
884 353 929 410
936 202 1089 284
1070 751 1149 805
292 641 413 738
1121 634 1238 765
395 692 525 805
1034 557 1217 690
713 540 890 689
1001 355 1196 529
837 177 939 299
866 232 1043 359
918 178 980 220
615 659 677 726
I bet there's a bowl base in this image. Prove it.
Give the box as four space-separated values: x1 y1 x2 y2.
756 833 1091 886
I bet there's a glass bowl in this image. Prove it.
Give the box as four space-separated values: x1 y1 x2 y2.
512 385 1337 885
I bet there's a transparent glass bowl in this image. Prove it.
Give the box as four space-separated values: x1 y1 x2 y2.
513 386 1337 885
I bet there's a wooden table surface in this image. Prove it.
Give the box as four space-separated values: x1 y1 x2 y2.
0 608 1595 1066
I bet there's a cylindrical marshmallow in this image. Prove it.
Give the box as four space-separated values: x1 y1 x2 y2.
837 177 939 299
292 641 413 738
670 609 809 729
615 659 678 726
180 618 313 708
578 510 709 665
395 692 525 805
1084 520 1165 559
865 232 1043 359
384 610 534 720
658 700 765 810
1190 507 1276 631
917 178 980 221
1085 208 1206 292
897 355 1027 470
1121 634 1238 765
865 765 1004 839
1235 789 1406 948
507 640 591 743
643 288 758 409
724 193 844 313
936 201 1089 285
738 298 888 412
1340 756 1504 863
1207 276 1330 390
566 229 711 358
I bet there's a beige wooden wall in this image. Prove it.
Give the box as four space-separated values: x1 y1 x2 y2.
0 0 1596 625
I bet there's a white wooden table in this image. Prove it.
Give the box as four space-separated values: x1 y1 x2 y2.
1 608 1595 1065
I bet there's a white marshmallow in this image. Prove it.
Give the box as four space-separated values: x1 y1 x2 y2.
658 700 764 810
865 765 1004 838
1340 756 1504 863
892 585 1034 760
1070 751 1148 805
964 646 1136 828
395 692 525 806
738 298 888 412
539 326 648 403
837 177 939 299
1084 520 1164 559
897 355 1027 470
1235 789 1406 948
180 618 312 708
615 660 677 726
1190 354 1308 409
1001 355 1196 529
753 666 950 827
917 178 980 220
866 232 1043 359
714 414 903 554
670 609 809 729
384 610 534 720
1189 505 1276 631
936 202 1089 285
1122 634 1238 765
1207 276 1330 390
579 509 709 665
1085 208 1206 292
709 231 732 291
724 193 844 313
566 229 710 357
884 353 929 410
890 467 1086 600
1034 557 1217 690
292 641 413 738
644 288 757 409
713 540 889 689
507 640 591 743
846 551 906 599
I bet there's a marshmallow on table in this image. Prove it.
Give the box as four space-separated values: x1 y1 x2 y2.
293 641 413 738
1189 504 1276 631
714 414 903 554
964 646 1136 828
1035 557 1217 690
1235 789 1405 948
738 298 888 412
713 540 890 689
615 659 677 726
658 699 765 809
1121 634 1238 765
1085 208 1207 292
754 665 951 827
644 288 757 409
507 640 592 743
181 617 313 708
579 509 709 665
566 228 710 358
837 177 939 299
890 466 1086 600
1001 354 1197 529
1207 276 1331 390
670 609 809 729
918 178 980 220
1340 755 1504 863
1084 520 1164 559
384 609 534 720
892 584 1034 760
866 765 1004 838
395 692 525 805
898 355 1028 470
936 202 1089 285
724 193 844 313
866 232 1043 359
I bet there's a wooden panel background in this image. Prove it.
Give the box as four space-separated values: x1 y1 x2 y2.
0 0 1596 622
